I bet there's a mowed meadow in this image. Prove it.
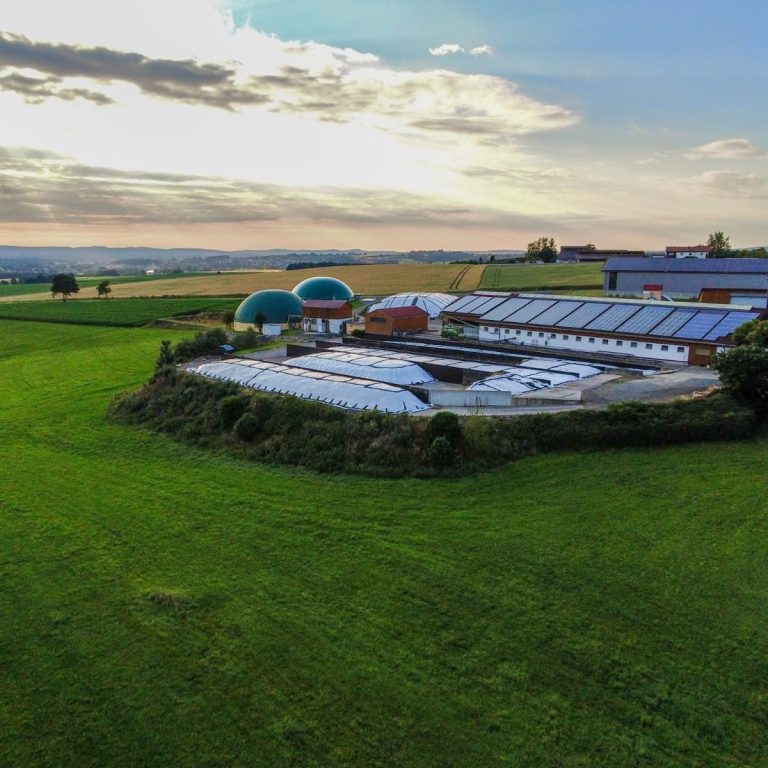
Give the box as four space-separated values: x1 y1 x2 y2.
1 318 767 767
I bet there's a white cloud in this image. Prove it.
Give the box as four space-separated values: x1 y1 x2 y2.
470 45 494 57
695 170 768 198
685 138 767 160
428 43 464 56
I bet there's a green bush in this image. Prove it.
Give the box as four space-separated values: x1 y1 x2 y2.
234 412 260 442
220 394 251 430
427 411 461 447
174 328 229 362
428 436 455 468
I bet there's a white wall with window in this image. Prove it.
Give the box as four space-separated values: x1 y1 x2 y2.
477 324 689 362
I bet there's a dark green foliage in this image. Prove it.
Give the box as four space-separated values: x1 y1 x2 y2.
221 309 235 328
234 411 260 441
427 410 461 447
732 319 768 347
220 394 251 430
231 327 265 349
428 436 455 467
50 272 80 300
350 328 365 338
111 369 758 478
713 346 768 411
155 339 175 373
173 328 229 362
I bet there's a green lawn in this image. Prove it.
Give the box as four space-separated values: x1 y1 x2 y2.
1 320 767 767
480 263 604 291
0 297 240 326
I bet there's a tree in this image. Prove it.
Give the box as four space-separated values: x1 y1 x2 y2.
732 319 768 348
526 237 558 263
221 309 235 329
712 345 768 411
254 311 267 333
50 273 80 301
707 231 731 258
155 339 175 374
96 279 112 299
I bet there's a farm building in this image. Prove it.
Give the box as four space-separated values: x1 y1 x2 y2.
233 289 303 333
366 306 429 336
441 291 763 365
293 276 354 302
301 300 354 334
603 257 768 299
666 245 709 259
367 292 454 319
559 248 645 263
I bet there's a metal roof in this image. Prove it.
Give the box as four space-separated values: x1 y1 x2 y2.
443 292 761 343
368 306 428 319
603 257 768 274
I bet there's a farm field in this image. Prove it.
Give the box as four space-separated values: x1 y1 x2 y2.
0 272 213 301
1 319 767 767
0 264 485 303
480 262 604 291
0 297 240 326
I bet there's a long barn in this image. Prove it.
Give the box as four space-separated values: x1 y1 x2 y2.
441 291 763 365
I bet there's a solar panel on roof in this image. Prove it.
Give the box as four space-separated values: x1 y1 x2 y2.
479 297 531 322
443 294 479 313
504 299 556 323
703 311 760 342
555 302 611 329
616 305 673 335
527 301 583 326
673 311 723 340
457 295 506 316
647 309 697 337
586 303 642 332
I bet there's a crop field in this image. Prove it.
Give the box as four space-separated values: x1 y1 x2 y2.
1 264 486 303
0 272 212 301
0 297 240 326
479 262 604 291
1 320 767 767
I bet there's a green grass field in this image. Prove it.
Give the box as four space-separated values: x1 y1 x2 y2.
1 319 767 767
480 263 604 291
0 297 240 326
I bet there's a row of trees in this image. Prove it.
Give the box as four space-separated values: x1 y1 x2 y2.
49 274 112 301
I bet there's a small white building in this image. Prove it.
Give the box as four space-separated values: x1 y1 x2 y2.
666 245 709 259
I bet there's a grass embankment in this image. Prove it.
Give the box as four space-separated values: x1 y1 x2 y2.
1 319 767 766
0 297 240 326
480 263 604 292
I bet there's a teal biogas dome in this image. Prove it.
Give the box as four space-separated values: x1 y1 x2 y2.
292 276 354 302
233 289 304 330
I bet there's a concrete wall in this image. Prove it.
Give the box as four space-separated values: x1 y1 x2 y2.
478 324 690 363
428 389 512 407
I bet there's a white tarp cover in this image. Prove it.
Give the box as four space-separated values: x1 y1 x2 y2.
287 351 436 385
367 292 455 319
519 358 602 378
191 360 429 413
467 376 540 395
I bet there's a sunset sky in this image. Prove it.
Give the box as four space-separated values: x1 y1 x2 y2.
1 0 766 250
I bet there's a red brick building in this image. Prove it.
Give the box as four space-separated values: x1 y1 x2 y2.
365 306 428 336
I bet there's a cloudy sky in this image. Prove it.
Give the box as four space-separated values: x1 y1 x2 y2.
1 0 766 250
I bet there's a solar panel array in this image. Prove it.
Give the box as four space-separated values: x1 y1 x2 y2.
442 293 761 343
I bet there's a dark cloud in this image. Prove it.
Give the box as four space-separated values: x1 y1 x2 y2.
0 71 114 104
0 31 268 109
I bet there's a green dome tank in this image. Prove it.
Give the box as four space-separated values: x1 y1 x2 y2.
292 276 354 301
234 290 304 326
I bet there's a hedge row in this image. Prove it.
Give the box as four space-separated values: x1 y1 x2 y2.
109 366 758 477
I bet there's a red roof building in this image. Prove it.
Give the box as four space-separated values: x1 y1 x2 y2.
365 306 428 336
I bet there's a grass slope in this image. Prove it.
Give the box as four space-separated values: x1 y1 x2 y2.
0 320 766 767
0 297 240 326
480 263 604 291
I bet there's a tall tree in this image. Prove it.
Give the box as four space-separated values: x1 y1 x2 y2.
526 237 558 263
707 231 731 258
221 310 235 329
50 273 80 301
96 279 112 299
254 311 267 333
